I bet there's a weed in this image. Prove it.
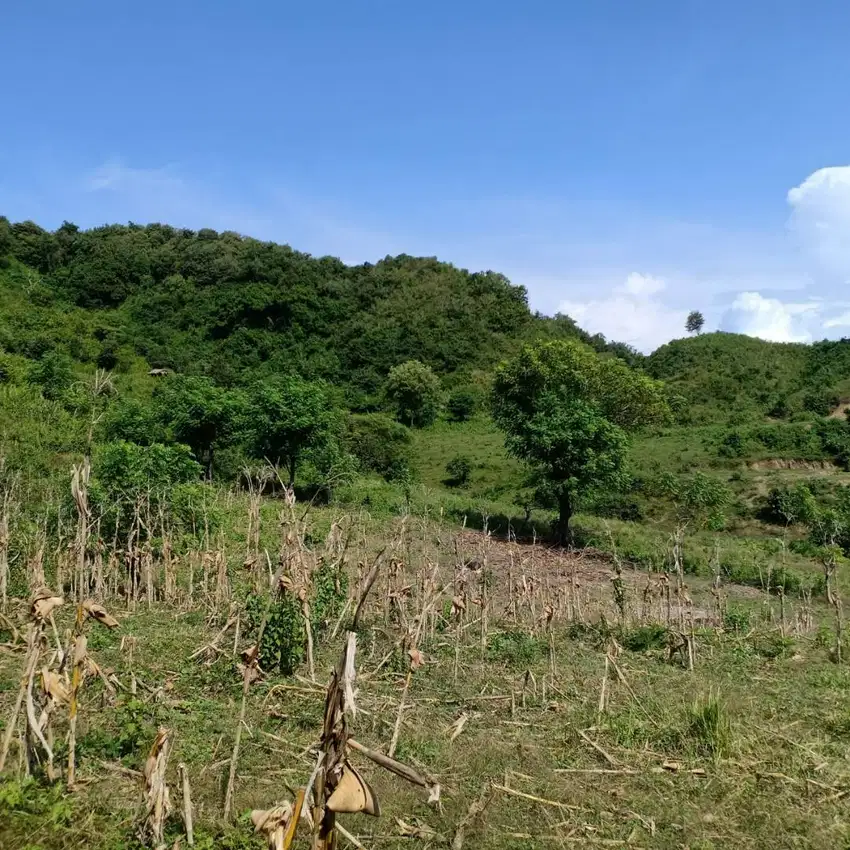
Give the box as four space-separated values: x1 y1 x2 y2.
620 623 668 652
686 692 731 760
749 632 796 659
487 629 546 665
723 606 751 632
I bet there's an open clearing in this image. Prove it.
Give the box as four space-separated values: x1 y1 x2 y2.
2 511 849 850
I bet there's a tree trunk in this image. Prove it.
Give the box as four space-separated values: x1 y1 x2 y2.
288 456 297 488
556 490 573 548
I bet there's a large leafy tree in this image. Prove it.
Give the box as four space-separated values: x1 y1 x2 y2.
492 340 670 544
248 375 339 485
154 376 243 480
384 360 442 427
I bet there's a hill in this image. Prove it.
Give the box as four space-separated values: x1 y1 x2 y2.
648 332 850 423
2 216 850 850
0 217 638 406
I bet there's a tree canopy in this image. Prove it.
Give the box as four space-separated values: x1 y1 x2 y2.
492 339 670 543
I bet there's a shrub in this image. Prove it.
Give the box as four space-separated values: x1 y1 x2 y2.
384 360 442 427
620 623 668 652
750 632 795 659
444 455 472 487
345 413 413 482
446 388 478 422
723 606 751 632
487 630 545 665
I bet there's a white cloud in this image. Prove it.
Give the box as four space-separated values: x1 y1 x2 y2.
720 292 819 343
823 311 850 329
558 272 688 353
621 272 665 297
787 166 850 278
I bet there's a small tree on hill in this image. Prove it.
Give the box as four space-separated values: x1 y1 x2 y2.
492 340 670 545
385 360 442 427
686 310 705 335
154 376 242 480
446 388 478 422
248 375 339 486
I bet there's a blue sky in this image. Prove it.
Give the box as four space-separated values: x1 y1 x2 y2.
3 0 850 351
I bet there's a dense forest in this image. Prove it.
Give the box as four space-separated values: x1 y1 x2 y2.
0 217 638 404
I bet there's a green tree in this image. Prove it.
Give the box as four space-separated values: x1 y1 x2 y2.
446 387 479 422
445 455 472 487
248 376 339 486
385 360 442 427
99 397 166 446
27 350 74 401
492 340 669 544
154 376 242 480
685 310 705 334
657 471 732 529
345 413 412 482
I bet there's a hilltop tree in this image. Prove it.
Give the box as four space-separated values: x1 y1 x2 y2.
686 310 705 335
248 375 339 486
492 339 670 544
385 360 442 427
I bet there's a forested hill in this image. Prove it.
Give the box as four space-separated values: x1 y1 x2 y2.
0 217 637 406
648 332 850 423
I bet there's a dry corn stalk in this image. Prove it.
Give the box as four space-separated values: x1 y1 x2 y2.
252 803 295 850
142 727 173 849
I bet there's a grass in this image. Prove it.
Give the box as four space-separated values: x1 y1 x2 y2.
2 509 850 849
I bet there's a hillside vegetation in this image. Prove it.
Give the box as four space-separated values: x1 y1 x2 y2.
2 216 850 849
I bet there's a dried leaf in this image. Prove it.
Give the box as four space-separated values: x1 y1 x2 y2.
31 589 64 621
41 669 69 705
396 817 437 839
72 634 88 668
326 762 380 816
408 647 425 671
252 803 293 850
448 712 469 742
143 727 173 847
82 599 119 628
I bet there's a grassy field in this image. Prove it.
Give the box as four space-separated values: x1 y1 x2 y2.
2 504 849 850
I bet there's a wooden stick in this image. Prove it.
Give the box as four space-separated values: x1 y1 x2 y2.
388 670 412 758
347 738 435 792
577 728 619 766
452 782 494 850
491 783 579 810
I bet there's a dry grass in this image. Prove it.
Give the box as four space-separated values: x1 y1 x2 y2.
0 502 848 849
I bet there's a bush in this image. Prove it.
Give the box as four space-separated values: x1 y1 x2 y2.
803 388 839 416
750 632 796 659
444 455 472 487
487 630 545 665
345 413 413 482
723 606 751 632
620 623 668 652
384 360 442 428
446 388 478 422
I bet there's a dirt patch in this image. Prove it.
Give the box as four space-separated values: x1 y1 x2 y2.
452 530 724 622
747 459 838 471
829 401 850 420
